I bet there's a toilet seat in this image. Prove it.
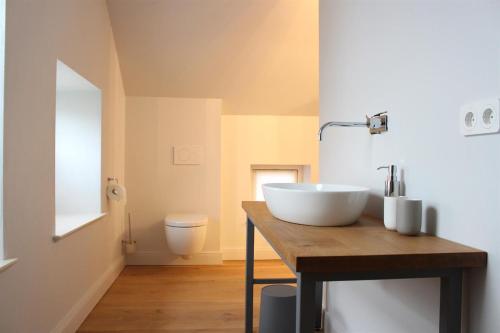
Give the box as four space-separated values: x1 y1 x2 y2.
164 214 208 228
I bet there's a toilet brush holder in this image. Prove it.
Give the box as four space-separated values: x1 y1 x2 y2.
122 213 137 254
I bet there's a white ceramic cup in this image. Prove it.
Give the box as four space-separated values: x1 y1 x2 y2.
396 197 422 236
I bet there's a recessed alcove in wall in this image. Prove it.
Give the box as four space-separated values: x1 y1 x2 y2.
54 60 104 240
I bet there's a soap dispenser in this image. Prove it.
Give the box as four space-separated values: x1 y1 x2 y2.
377 165 400 230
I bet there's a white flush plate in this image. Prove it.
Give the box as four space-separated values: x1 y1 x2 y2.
173 145 203 165
460 98 499 136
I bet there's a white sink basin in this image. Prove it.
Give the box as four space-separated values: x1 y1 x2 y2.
262 183 370 227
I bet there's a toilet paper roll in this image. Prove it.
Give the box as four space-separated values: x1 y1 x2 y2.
107 184 127 203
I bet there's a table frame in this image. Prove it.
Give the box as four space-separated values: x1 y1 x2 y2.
245 217 463 333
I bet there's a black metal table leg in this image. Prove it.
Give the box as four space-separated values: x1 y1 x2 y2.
439 269 463 333
245 218 255 333
296 273 316 333
314 281 323 330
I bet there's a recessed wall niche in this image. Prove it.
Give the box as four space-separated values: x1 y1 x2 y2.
54 60 103 238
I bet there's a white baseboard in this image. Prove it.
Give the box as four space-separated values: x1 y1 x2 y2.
222 247 280 260
51 256 125 333
126 250 223 265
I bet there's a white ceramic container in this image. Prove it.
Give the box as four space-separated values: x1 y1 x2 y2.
262 183 370 227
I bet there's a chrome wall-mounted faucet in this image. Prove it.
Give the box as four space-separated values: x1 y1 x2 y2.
318 112 388 141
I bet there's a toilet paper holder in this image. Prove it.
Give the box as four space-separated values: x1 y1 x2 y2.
107 177 119 184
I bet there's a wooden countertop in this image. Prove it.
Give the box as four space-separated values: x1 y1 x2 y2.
242 201 487 274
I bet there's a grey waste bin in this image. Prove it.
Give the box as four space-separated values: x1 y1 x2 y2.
259 284 296 333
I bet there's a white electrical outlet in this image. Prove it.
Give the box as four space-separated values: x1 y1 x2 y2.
460 98 499 136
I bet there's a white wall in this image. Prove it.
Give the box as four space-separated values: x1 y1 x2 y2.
0 0 126 331
0 0 5 260
56 90 102 216
319 1 500 332
125 96 222 265
221 115 319 260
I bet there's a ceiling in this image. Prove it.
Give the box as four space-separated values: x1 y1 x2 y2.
106 0 318 115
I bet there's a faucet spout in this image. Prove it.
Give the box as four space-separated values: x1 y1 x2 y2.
318 112 388 141
318 121 368 141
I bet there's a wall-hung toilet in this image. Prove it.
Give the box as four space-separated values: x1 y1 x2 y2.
164 214 207 259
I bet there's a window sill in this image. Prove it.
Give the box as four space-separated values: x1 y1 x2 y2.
53 213 107 242
0 258 18 273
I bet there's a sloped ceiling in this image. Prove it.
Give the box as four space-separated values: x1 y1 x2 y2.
106 0 318 115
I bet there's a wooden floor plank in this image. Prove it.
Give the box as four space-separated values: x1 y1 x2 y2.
78 261 293 333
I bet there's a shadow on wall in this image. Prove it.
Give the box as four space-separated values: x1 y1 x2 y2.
425 206 438 236
325 278 440 332
365 193 383 218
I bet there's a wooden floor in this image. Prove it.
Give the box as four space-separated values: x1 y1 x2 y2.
78 261 294 333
